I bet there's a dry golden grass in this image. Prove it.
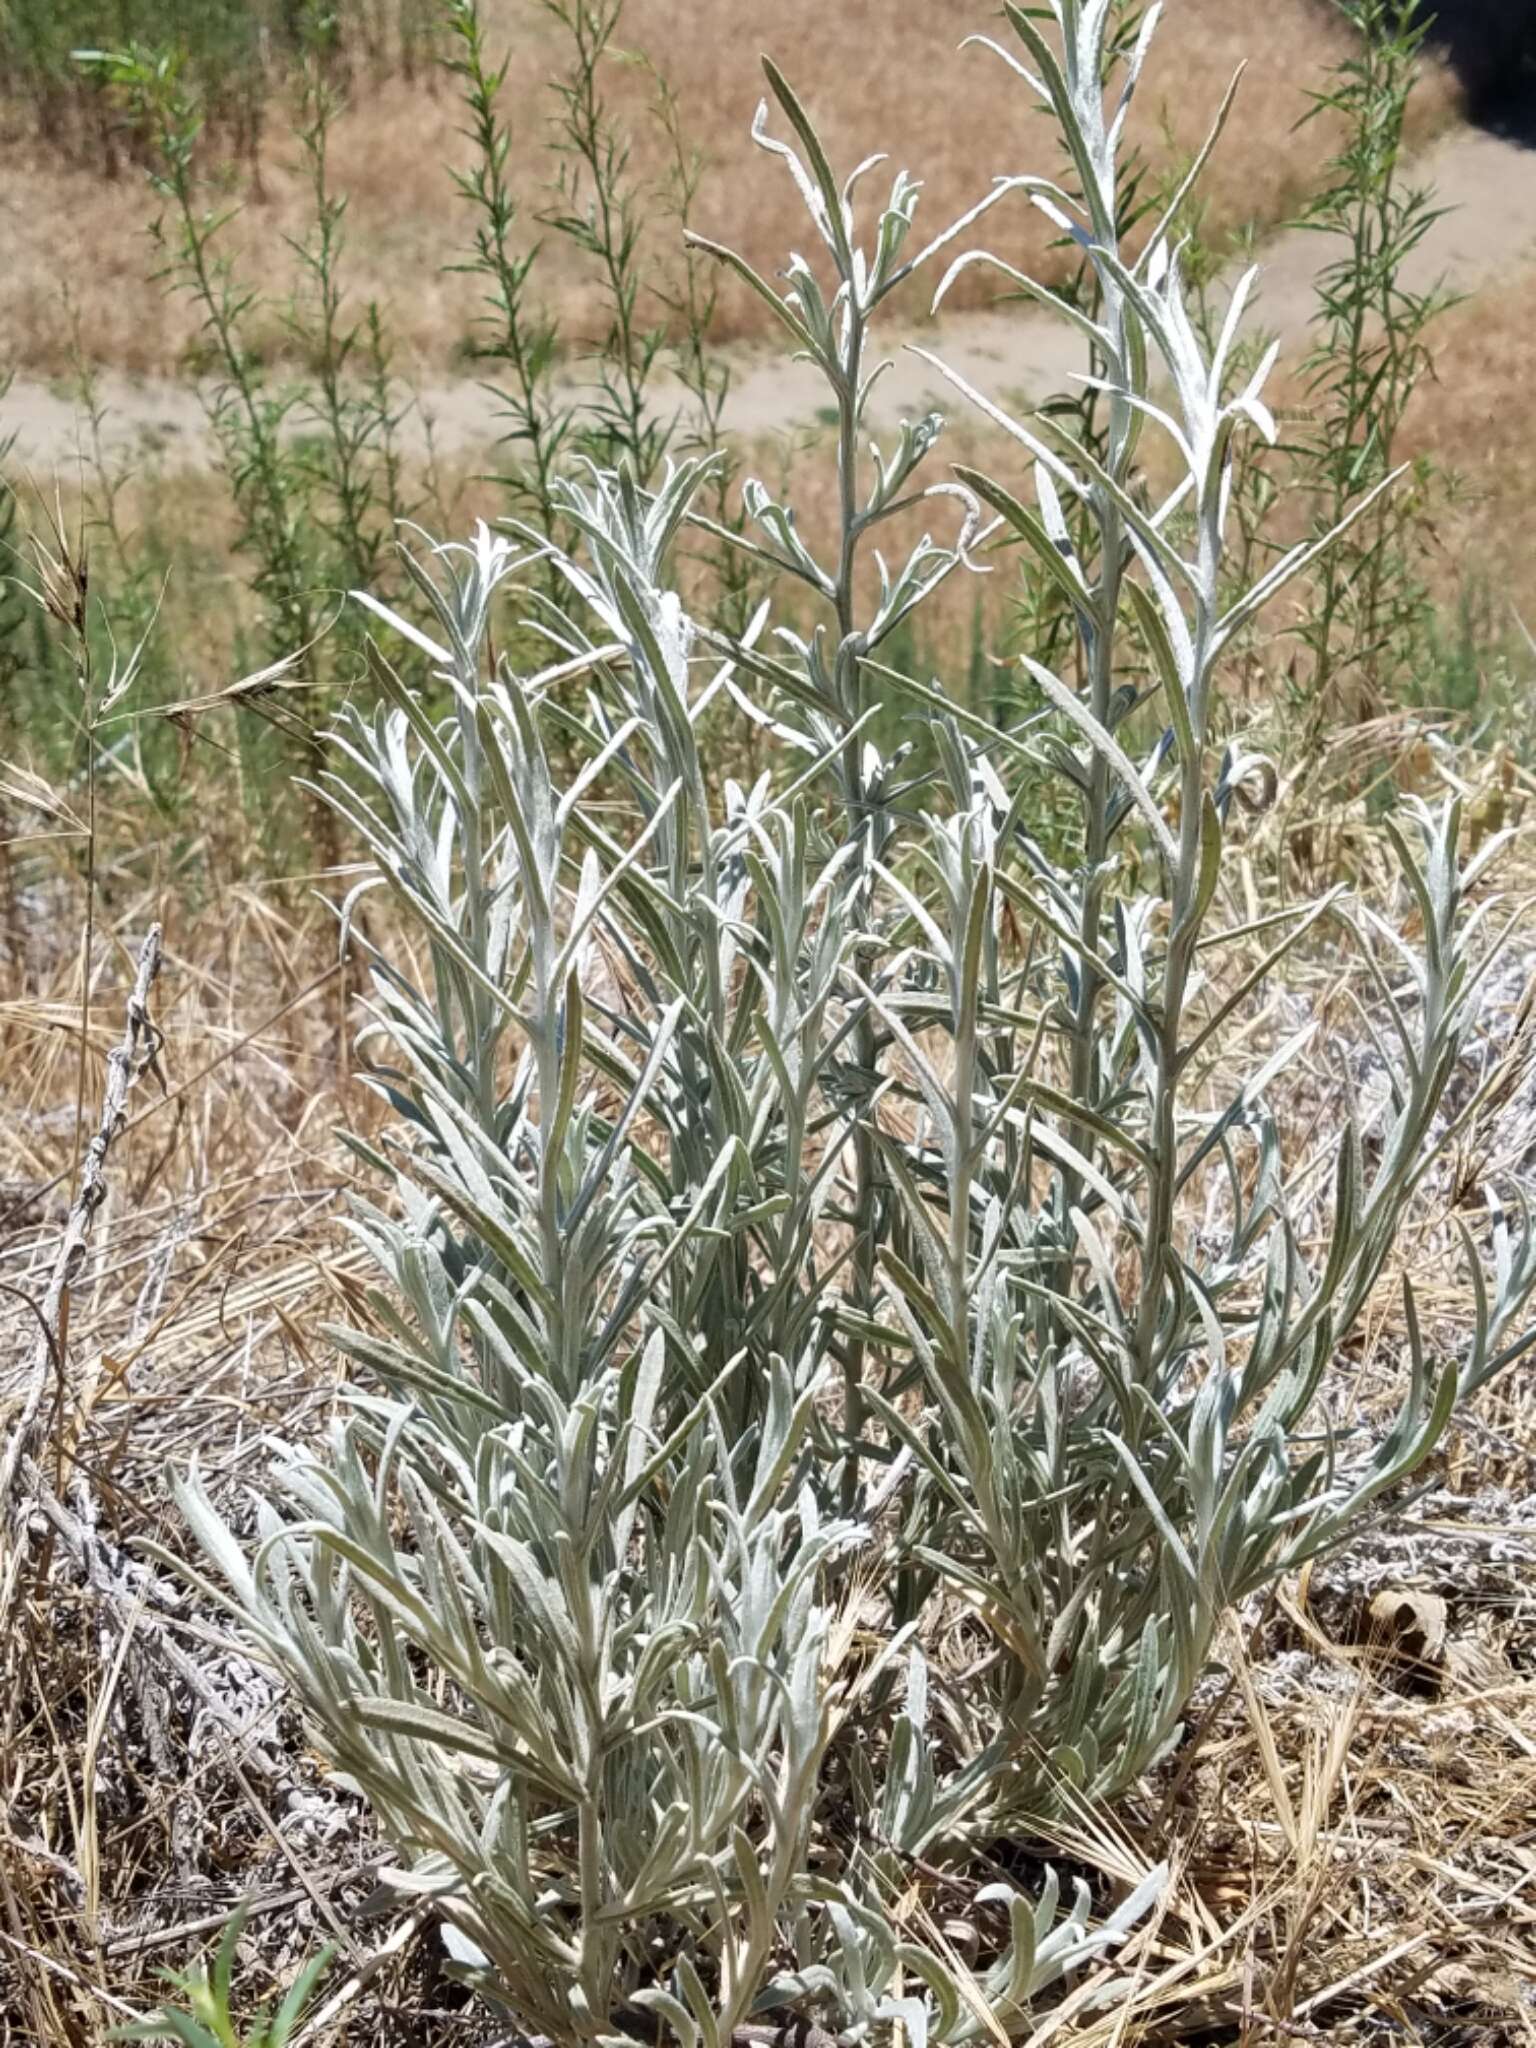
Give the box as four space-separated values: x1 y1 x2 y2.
1399 268 1536 628
0 0 1392 380
0 866 374 2044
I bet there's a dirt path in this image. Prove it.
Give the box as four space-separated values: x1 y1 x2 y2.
5 122 1534 475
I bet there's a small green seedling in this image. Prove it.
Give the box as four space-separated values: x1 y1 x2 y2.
112 1907 334 2048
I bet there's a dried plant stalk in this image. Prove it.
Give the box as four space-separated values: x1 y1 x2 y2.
1 921 164 1512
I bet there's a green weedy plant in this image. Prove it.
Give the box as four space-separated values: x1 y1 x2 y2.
445 0 573 558
168 3 1536 2042
8 0 267 174
111 1905 333 2048
444 0 726 583
649 59 752 640
287 18 416 645
83 44 335 855
542 0 674 485
1289 0 1455 738
83 34 418 858
11 1 441 173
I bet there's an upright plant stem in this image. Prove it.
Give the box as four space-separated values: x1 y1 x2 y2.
1293 0 1449 736
445 0 569 558
97 49 338 863
833 293 878 1511
543 0 670 483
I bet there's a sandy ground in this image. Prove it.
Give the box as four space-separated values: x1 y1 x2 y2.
4 121 1534 475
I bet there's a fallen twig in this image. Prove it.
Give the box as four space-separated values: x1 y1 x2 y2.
103 1857 390 1959
0 921 164 1512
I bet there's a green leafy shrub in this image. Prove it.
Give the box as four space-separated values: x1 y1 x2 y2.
7 0 437 171
168 3 1536 2040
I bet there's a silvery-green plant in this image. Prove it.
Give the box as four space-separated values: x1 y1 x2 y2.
168 4 1536 2042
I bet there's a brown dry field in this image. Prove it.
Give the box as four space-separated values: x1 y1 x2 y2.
1404 270 1536 613
0 0 1422 379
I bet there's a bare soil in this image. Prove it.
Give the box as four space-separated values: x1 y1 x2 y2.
6 121 1533 476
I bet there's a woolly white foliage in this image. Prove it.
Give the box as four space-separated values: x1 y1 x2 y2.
171 4 1535 2042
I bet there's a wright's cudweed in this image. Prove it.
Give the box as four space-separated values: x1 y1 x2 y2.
169 4 1536 2041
